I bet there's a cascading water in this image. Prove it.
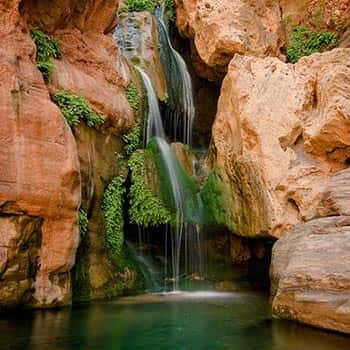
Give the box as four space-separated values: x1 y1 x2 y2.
115 6 205 291
155 5 195 145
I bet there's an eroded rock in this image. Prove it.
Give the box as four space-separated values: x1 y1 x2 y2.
176 0 284 81
211 49 350 238
271 216 350 334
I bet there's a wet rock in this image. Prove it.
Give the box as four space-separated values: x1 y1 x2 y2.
115 11 167 100
271 216 350 334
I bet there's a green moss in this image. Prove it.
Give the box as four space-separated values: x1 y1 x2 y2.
128 150 172 227
78 209 88 238
200 169 226 226
119 0 156 13
53 91 104 128
102 176 127 257
30 29 61 82
286 26 338 63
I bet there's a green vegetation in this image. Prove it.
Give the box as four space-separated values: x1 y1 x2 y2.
123 125 143 156
286 26 338 63
102 176 127 257
30 29 61 82
200 169 226 226
78 209 88 238
164 0 176 22
53 91 104 128
125 83 141 114
119 0 156 13
128 150 172 227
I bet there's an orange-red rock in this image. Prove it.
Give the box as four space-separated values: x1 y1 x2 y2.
0 0 81 307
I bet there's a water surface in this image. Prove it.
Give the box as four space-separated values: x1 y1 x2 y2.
1 291 349 350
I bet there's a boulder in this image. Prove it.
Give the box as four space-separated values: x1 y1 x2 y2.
211 49 350 238
271 216 350 334
175 0 284 81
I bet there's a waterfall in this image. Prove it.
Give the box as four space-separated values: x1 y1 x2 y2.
135 66 165 144
115 8 205 292
155 5 195 146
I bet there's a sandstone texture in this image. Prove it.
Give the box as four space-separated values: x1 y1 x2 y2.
270 216 350 334
211 49 350 238
0 0 138 308
0 0 81 308
176 0 284 81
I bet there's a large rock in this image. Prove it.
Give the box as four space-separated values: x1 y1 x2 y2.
0 0 81 307
270 216 350 334
175 0 284 81
211 49 350 238
0 0 137 308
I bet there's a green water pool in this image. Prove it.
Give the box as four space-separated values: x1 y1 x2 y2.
0 291 349 349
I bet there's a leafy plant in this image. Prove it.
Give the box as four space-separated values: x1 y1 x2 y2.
78 209 89 237
53 91 104 128
119 0 156 13
30 29 61 82
286 26 338 63
125 83 140 114
123 125 143 155
164 0 176 22
128 150 172 227
102 176 127 257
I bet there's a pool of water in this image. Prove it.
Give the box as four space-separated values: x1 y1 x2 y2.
1 291 349 350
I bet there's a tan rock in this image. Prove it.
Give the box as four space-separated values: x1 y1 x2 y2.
176 0 284 81
270 216 350 334
211 49 350 238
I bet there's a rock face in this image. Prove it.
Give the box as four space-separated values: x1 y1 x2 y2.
176 0 284 81
0 0 138 308
0 0 81 308
270 216 350 334
211 49 350 238
0 216 42 308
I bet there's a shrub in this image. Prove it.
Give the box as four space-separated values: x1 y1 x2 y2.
78 209 88 237
30 29 61 82
164 0 176 22
128 150 172 227
125 83 140 113
123 125 143 156
102 176 127 257
119 0 156 13
286 26 338 63
53 91 104 128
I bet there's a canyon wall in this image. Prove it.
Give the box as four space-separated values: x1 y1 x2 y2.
0 0 141 309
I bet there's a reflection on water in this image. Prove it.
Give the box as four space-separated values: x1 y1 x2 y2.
0 292 349 350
